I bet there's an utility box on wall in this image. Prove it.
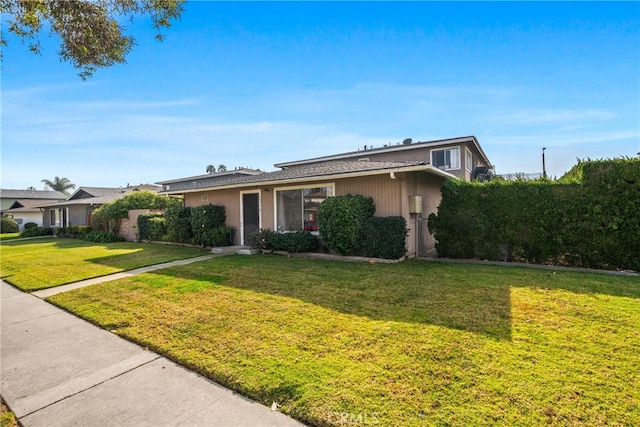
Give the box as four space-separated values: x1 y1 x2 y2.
408 195 422 214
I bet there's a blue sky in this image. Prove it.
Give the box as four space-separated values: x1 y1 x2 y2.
2 1 639 189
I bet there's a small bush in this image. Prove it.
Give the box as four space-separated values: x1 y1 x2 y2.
81 231 123 243
210 226 235 246
266 231 318 253
362 216 408 259
318 195 375 255
1 216 19 233
55 226 91 238
247 229 271 249
20 227 54 238
24 222 38 229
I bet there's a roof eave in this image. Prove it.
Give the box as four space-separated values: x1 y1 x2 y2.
160 165 454 195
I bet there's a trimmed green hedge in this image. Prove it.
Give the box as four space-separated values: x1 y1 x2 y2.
191 204 227 246
81 231 123 243
55 226 91 238
20 226 54 237
318 195 376 255
428 158 640 271
165 206 194 243
362 216 408 259
137 213 167 241
246 229 318 253
270 231 318 253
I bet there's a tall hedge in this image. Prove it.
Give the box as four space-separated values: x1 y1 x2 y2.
165 206 194 243
190 204 227 246
137 213 166 241
318 195 376 255
428 158 640 271
362 216 408 259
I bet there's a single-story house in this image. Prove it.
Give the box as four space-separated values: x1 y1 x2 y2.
157 136 493 257
0 189 67 230
38 185 162 228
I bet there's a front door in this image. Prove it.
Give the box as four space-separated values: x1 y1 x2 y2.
241 192 260 245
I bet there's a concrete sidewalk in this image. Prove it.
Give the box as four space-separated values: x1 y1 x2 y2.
32 254 219 298
1 280 304 426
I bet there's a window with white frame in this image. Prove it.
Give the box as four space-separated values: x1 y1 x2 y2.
431 147 460 170
465 148 473 172
275 185 334 233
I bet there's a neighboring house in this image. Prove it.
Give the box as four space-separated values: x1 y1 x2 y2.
157 136 493 257
0 189 67 230
38 185 162 228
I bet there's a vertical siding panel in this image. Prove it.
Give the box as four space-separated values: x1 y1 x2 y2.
336 174 403 216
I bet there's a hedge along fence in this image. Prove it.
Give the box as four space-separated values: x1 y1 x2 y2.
137 213 166 241
427 158 640 271
92 190 181 234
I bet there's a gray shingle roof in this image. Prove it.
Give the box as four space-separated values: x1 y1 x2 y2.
1 199 60 214
160 160 440 193
0 189 67 200
38 185 162 208
273 135 486 168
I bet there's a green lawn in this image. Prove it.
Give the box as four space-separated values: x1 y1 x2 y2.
0 238 209 291
0 233 21 241
47 255 639 426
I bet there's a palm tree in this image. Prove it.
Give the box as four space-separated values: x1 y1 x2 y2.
41 176 76 195
206 164 215 174
26 186 36 191
217 164 227 172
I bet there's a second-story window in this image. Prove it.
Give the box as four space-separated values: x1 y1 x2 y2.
431 147 460 170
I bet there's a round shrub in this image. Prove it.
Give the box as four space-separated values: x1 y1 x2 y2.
1 216 19 233
24 222 38 229
318 195 375 255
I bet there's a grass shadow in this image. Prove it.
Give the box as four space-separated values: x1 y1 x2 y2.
149 255 515 340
